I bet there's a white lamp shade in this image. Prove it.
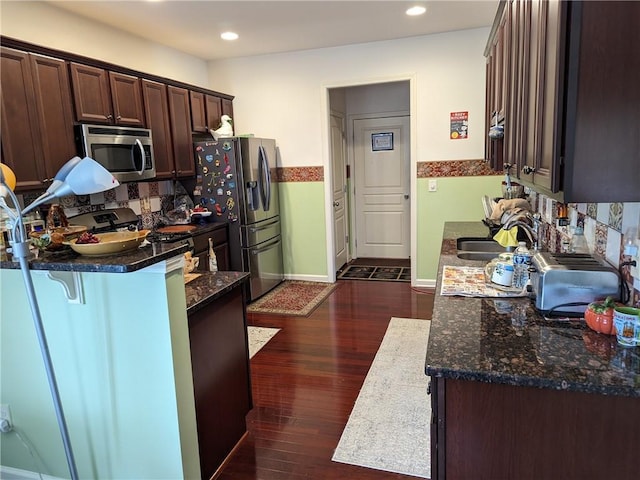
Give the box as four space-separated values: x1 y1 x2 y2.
58 157 119 195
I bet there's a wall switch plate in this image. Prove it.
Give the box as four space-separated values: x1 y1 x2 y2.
428 179 437 192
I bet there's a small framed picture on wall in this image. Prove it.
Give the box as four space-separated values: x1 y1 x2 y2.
371 132 394 151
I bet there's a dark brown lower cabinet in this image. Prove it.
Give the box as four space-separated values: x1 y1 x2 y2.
431 378 639 480
188 283 252 480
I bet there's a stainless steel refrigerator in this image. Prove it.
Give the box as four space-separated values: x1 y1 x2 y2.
193 137 284 301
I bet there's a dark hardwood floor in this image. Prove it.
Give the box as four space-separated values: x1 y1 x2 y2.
217 280 434 480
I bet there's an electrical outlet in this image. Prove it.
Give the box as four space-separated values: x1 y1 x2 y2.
428 179 437 192
0 404 12 433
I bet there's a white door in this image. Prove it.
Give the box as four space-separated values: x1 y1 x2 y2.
353 116 410 258
330 113 348 269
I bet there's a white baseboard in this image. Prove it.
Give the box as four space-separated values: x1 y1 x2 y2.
414 278 436 289
0 466 64 480
284 273 332 283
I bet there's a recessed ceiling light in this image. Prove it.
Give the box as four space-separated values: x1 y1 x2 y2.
221 31 239 41
406 6 427 16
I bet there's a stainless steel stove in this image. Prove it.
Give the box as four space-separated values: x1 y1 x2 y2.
69 208 193 246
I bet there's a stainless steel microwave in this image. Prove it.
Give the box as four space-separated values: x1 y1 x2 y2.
76 124 156 183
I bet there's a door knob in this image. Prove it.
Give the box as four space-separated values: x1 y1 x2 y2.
333 201 340 207
404 194 409 199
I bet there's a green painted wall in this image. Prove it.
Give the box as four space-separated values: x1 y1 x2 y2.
416 176 503 281
279 182 328 277
0 266 199 478
279 176 502 282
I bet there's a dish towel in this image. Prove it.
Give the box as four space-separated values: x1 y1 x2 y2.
493 226 519 248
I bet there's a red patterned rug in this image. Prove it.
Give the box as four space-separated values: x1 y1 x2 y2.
247 280 338 316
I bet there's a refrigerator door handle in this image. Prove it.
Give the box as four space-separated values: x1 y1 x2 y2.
249 218 279 233
251 237 281 255
258 145 271 211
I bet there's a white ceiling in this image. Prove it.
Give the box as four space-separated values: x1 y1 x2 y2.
45 0 499 61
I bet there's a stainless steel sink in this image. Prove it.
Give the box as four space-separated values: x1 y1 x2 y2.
456 237 505 260
456 237 505 252
456 251 502 261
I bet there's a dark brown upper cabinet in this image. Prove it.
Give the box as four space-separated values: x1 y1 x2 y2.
1 47 76 191
190 90 224 133
485 0 640 203
142 79 174 179
167 86 195 177
70 63 145 127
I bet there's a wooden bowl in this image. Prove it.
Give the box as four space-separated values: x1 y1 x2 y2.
65 230 150 257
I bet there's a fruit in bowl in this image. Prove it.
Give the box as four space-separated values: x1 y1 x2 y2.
584 297 618 335
30 225 87 251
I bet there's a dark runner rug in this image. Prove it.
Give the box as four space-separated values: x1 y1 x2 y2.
338 265 411 282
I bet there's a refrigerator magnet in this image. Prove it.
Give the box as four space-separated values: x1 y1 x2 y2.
223 142 232 151
205 154 213 163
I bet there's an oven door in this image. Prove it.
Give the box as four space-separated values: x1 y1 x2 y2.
243 235 284 301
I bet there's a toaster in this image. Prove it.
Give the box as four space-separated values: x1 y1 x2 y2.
529 252 620 315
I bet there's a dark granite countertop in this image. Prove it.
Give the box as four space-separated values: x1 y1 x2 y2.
0 241 189 273
185 271 249 316
425 222 640 398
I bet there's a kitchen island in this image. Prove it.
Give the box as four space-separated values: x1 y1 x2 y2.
426 222 640 480
0 242 250 480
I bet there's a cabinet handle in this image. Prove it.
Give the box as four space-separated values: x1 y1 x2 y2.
333 201 340 207
116 115 122 121
522 165 536 175
106 114 113 120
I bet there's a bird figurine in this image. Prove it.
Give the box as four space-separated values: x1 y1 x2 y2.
209 115 233 140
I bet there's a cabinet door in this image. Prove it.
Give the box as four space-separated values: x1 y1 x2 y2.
142 79 174 179
532 0 563 192
167 85 195 177
30 54 77 180
109 72 145 127
69 62 113 124
221 97 234 120
0 47 46 190
190 90 207 132
214 243 230 271
206 95 223 131
188 285 251 478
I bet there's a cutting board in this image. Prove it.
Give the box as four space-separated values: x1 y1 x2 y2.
157 225 196 234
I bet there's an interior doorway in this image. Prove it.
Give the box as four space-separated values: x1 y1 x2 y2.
327 80 411 277
353 115 410 259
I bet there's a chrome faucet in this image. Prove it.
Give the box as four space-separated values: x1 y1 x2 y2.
503 212 541 250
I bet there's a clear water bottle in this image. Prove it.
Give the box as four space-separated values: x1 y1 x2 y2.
512 241 532 288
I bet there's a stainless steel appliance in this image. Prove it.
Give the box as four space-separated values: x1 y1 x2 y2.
530 252 620 315
193 137 284 301
76 124 156 182
69 207 194 247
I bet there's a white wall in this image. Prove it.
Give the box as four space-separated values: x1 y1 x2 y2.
0 0 209 87
208 28 490 167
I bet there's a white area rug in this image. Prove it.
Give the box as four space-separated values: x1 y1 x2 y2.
332 317 431 478
247 326 280 358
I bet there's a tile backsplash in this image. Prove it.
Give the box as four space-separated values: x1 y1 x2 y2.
528 190 640 307
17 180 182 230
